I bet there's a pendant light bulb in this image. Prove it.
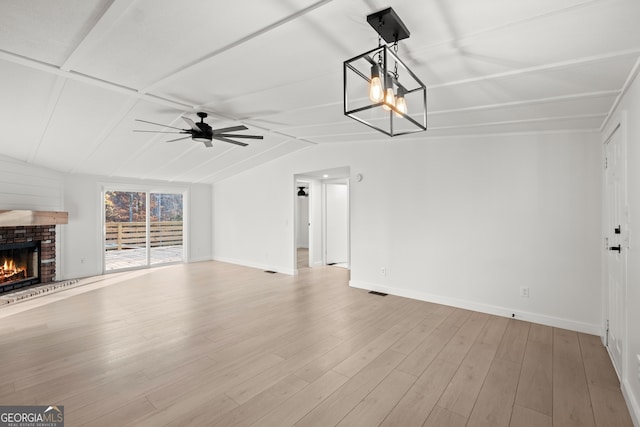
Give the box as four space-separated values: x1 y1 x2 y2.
395 86 407 117
382 87 396 111
369 65 384 103
382 73 396 111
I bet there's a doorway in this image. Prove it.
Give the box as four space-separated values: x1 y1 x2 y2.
295 182 310 270
603 119 627 377
294 167 350 273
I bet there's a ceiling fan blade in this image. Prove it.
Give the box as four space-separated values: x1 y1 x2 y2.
212 136 249 147
203 140 213 148
134 130 187 134
166 136 192 142
213 125 248 134
182 117 200 131
215 134 263 139
135 119 185 131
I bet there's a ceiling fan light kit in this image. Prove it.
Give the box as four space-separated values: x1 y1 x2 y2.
134 112 263 148
343 7 427 137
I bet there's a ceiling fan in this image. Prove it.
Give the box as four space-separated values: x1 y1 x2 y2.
134 112 263 147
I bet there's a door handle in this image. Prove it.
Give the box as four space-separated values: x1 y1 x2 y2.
609 245 621 253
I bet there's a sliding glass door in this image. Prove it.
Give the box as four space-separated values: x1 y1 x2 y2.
150 193 183 265
105 191 147 270
104 190 184 271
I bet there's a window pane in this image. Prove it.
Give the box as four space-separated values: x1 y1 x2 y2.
104 191 147 271
150 193 183 265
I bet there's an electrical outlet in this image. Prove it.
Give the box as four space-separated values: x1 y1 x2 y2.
380 267 386 276
520 287 529 298
80 258 85 264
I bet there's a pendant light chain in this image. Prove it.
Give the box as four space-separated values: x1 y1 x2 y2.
377 20 384 66
393 41 399 80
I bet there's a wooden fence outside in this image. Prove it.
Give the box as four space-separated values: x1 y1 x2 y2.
105 221 183 250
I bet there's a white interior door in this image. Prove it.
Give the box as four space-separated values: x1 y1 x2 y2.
296 192 309 249
325 183 349 265
604 123 626 377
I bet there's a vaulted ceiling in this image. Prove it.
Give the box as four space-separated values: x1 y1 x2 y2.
1 0 639 183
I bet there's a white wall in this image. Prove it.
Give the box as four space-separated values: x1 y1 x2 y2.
0 155 64 211
188 183 213 263
213 165 295 273
212 131 602 334
362 133 602 333
606 66 640 426
62 174 212 279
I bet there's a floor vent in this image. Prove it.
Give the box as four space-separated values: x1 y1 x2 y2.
368 291 388 296
264 270 277 274
327 263 337 266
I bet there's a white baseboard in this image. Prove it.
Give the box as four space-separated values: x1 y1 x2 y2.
188 256 212 263
212 256 295 276
349 280 600 335
622 380 640 427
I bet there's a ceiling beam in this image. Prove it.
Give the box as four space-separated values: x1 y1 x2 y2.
425 113 606 131
27 76 67 164
194 139 310 183
600 56 640 131
283 112 605 141
103 113 187 178
429 49 640 90
141 0 336 93
0 49 195 111
61 0 136 72
248 89 618 136
417 0 604 58
68 97 141 175
168 146 236 182
428 90 620 115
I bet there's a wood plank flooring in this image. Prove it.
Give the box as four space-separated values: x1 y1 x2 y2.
0 261 633 426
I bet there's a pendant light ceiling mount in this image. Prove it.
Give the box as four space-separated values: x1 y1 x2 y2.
343 7 427 137
366 7 410 44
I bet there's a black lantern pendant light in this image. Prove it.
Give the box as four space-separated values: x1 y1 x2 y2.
343 7 427 136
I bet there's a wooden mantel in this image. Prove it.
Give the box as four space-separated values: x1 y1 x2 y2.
0 210 68 227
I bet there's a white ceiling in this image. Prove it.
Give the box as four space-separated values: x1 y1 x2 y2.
1 0 639 183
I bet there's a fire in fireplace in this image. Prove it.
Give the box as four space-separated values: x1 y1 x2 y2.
0 241 40 293
1 257 26 283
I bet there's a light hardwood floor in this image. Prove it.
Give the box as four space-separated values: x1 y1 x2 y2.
0 261 633 426
297 248 309 271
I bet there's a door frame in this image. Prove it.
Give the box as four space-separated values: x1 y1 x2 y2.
601 111 628 379
294 180 311 268
293 168 351 274
101 184 188 273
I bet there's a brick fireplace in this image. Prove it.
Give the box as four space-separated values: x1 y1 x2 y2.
0 210 67 294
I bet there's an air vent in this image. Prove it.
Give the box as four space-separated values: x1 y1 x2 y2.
368 291 388 296
264 270 277 274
